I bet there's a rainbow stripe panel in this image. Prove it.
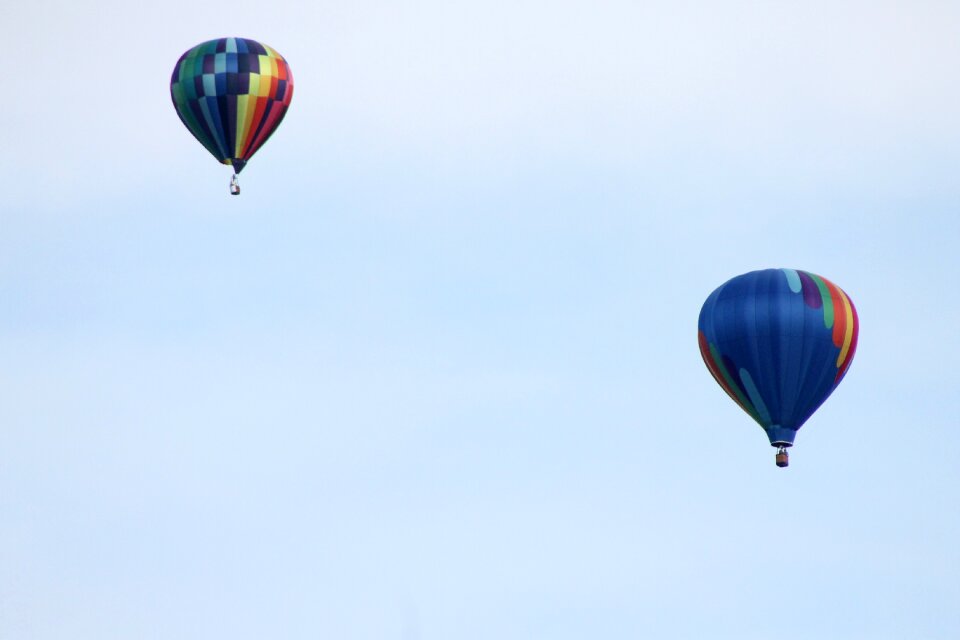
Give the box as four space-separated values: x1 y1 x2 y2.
170 37 293 173
698 269 859 446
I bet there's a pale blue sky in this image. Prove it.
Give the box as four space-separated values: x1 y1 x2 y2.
2 1 959 638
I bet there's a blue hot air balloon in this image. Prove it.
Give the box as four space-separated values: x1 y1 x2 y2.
698 269 859 467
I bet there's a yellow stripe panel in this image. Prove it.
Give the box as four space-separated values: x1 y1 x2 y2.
235 94 250 156
259 55 273 78
243 96 260 154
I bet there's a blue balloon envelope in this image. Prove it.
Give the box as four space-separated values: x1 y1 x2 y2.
698 269 859 465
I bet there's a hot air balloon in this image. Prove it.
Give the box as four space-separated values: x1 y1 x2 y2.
170 37 293 195
698 269 859 467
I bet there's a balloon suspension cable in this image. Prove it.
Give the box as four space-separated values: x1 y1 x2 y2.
775 446 789 468
229 174 241 196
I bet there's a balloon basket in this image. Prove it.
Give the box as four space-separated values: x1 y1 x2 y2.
229 174 241 196
775 447 789 468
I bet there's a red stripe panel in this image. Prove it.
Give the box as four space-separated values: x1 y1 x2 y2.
835 295 860 382
247 102 287 159
825 278 846 348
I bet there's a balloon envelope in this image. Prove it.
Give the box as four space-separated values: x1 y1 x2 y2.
698 268 859 447
170 37 293 173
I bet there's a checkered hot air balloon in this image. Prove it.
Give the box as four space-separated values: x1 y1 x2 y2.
698 269 859 468
170 38 293 195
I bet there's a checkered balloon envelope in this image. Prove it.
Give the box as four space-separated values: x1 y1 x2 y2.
171 38 293 194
